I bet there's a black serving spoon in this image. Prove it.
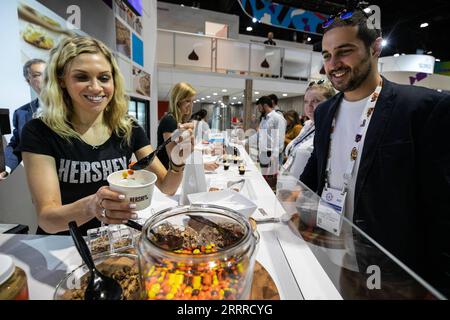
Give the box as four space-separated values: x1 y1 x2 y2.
130 127 192 170
125 220 183 251
68 221 123 300
130 137 173 170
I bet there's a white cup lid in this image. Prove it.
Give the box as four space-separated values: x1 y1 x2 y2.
0 254 15 286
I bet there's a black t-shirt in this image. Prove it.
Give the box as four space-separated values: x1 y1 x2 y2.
264 39 276 46
156 113 177 169
16 119 149 235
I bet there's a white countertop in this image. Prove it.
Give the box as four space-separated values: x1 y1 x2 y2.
0 144 342 300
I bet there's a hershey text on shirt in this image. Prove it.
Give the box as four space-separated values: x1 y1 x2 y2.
58 157 127 183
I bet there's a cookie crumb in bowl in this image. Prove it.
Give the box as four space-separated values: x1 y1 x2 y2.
54 254 142 300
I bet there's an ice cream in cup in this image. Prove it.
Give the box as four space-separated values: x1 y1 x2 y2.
107 170 157 211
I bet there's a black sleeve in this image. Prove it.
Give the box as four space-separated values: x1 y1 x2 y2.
300 146 318 192
419 93 450 296
159 115 178 135
5 110 21 170
15 119 54 157
131 124 150 152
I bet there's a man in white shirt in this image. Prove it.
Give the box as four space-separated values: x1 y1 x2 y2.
256 96 286 189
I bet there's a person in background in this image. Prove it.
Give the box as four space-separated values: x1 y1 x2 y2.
1 59 46 180
17 36 192 235
256 96 286 190
158 83 218 172
268 93 286 164
283 110 302 148
282 80 335 178
190 109 210 143
264 32 276 46
300 9 450 297
268 94 283 114
157 82 195 169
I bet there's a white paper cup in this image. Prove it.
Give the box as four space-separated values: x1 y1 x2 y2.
107 170 157 211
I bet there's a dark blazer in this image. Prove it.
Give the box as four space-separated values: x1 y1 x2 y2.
300 78 450 296
5 99 39 171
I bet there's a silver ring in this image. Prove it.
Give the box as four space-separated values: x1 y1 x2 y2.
101 208 106 218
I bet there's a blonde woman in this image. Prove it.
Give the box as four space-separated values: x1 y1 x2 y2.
157 82 218 172
282 80 335 178
157 82 195 169
17 36 192 235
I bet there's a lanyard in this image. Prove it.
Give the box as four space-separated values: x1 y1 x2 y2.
325 84 382 192
288 126 315 157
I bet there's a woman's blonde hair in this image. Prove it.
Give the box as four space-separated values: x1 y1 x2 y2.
305 79 336 99
168 82 196 123
40 35 134 145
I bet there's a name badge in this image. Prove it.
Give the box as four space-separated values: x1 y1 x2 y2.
317 187 346 236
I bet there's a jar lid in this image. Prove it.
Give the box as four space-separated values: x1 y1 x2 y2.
0 254 15 286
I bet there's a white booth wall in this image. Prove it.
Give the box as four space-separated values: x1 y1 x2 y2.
0 0 158 233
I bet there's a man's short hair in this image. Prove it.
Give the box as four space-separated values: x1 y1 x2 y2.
23 58 46 79
323 10 381 49
256 96 273 108
268 94 278 105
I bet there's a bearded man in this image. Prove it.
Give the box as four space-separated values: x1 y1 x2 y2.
300 9 450 298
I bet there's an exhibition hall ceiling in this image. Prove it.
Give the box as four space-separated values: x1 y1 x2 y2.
160 0 450 61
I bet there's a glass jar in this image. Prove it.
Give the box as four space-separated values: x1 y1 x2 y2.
137 205 259 300
0 254 29 300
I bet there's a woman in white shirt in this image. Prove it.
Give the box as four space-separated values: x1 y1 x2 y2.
282 80 335 178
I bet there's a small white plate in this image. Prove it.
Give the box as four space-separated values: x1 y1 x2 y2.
187 189 257 218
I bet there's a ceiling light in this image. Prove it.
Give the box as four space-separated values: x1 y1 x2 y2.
213 101 216 103
282 93 288 97
201 98 205 100
206 95 211 98
381 39 388 47
393 53 400 57
252 17 257 23
242 94 245 97
238 101 242 104
307 37 311 42
231 103 234 105
246 26 253 32
420 22 429 28
213 92 218 96
221 89 227 92
254 91 259 94
218 100 222 103
232 97 237 100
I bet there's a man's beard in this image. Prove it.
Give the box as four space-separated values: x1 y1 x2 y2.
327 52 372 93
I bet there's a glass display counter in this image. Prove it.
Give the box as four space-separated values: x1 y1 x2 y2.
274 173 447 300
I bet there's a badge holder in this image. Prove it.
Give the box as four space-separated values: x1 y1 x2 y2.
317 186 346 236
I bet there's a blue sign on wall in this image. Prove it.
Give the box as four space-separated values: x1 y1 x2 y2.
132 33 143 66
238 0 329 35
